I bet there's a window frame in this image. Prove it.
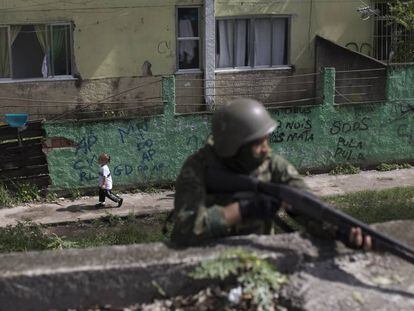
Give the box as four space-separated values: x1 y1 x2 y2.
0 22 74 81
0 25 12 79
175 6 202 73
215 15 291 70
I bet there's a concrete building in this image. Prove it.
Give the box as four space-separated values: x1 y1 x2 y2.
0 0 377 118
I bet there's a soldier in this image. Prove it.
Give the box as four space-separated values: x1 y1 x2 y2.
170 98 371 248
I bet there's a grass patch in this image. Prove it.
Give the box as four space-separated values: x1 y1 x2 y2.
376 163 412 172
326 186 414 224
0 221 66 252
65 213 168 248
0 213 169 253
329 163 360 175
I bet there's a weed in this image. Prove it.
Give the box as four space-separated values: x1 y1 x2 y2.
46 234 78 250
15 183 40 203
0 183 14 208
104 212 122 226
376 163 412 172
329 163 360 175
0 221 64 252
45 191 59 202
190 248 287 310
69 188 82 201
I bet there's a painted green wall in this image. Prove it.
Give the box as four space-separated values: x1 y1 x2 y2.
45 66 414 190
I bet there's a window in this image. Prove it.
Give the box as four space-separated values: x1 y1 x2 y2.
0 23 73 79
216 17 289 69
177 7 201 70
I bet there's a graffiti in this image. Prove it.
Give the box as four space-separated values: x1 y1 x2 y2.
157 40 171 54
138 162 165 174
272 106 313 116
388 101 414 124
329 118 370 135
112 162 166 177
137 139 154 151
186 135 207 150
334 137 365 161
270 119 314 143
75 134 98 155
73 154 98 182
73 154 97 171
269 131 284 143
113 164 133 177
118 119 149 144
397 124 414 144
73 135 99 182
281 119 312 130
345 42 372 56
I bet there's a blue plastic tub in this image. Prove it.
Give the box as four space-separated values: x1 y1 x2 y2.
5 114 28 127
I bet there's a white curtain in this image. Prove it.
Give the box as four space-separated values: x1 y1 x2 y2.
178 19 196 66
217 20 233 68
234 19 249 67
217 19 250 68
272 19 287 65
34 25 50 77
254 19 272 66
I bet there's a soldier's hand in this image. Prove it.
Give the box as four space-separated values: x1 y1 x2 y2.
238 194 280 220
349 227 372 251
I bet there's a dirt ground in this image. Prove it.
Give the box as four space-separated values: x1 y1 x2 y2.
0 168 413 228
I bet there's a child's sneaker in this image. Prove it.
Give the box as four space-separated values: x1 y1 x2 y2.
95 202 105 208
117 198 123 208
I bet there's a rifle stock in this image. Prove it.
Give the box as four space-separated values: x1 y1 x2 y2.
206 167 414 265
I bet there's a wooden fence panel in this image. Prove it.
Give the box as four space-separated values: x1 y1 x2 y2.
0 121 50 190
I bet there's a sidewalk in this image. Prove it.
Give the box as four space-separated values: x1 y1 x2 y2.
0 168 413 228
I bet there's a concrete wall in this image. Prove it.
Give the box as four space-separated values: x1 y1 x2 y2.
1 222 413 310
0 76 163 120
0 0 203 79
44 65 414 190
0 0 374 118
0 0 373 78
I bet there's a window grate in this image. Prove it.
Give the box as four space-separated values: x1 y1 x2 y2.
373 2 414 63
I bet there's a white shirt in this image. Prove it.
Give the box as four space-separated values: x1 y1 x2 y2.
99 165 113 190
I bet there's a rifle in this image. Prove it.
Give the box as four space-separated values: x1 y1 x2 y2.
205 167 414 265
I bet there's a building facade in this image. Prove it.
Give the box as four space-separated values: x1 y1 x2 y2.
0 0 376 119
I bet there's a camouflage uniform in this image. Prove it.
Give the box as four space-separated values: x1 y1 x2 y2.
170 138 308 247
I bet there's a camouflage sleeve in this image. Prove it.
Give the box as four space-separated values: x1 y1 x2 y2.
270 155 309 190
270 155 336 239
170 154 230 246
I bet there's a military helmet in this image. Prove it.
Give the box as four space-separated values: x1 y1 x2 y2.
212 98 278 158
